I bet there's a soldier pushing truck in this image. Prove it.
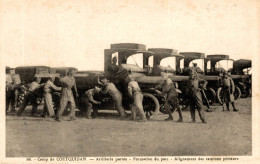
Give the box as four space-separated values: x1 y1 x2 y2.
7 43 248 124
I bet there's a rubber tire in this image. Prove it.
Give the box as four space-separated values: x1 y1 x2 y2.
143 93 160 119
234 86 241 100
52 92 61 113
217 86 241 104
217 87 223 104
206 88 216 105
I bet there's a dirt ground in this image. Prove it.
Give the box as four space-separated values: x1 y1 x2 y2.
6 98 251 157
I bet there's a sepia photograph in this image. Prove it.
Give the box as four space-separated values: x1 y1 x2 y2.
1 0 259 163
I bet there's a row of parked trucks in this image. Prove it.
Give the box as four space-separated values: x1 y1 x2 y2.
6 43 251 118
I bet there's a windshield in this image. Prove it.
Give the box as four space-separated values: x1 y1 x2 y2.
215 60 233 71
189 59 204 71
160 57 176 70
243 68 252 75
111 52 119 65
126 53 143 68
148 56 154 67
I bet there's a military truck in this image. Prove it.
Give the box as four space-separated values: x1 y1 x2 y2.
204 55 242 104
14 66 60 106
232 59 251 98
170 52 217 109
51 67 78 77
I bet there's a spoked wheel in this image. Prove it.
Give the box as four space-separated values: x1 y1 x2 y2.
17 92 25 107
36 96 43 105
52 92 60 115
205 88 216 105
179 93 189 110
142 93 160 119
234 86 241 100
217 87 241 104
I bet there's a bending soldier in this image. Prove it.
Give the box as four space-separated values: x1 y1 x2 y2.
154 75 183 122
81 86 101 119
187 70 207 123
218 71 238 112
41 76 61 117
17 77 44 116
127 76 147 122
55 69 79 121
100 77 126 118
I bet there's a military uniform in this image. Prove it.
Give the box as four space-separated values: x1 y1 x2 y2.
42 80 61 117
187 76 206 123
6 83 20 112
128 80 146 121
102 82 126 117
17 81 41 116
81 89 100 119
56 76 78 121
219 74 238 111
155 78 173 99
161 82 183 121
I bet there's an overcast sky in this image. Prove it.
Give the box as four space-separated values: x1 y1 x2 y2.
1 0 259 71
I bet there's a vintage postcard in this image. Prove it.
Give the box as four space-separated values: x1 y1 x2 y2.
0 0 259 163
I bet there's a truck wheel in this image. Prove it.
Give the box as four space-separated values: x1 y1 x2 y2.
36 96 43 105
17 93 24 107
206 88 216 105
217 87 223 104
234 86 241 100
52 92 60 114
143 93 160 119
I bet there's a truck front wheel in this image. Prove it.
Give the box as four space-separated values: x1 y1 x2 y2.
142 93 160 119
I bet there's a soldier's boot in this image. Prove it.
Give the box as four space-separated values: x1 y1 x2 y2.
226 103 230 111
131 107 136 121
86 108 92 119
165 113 174 121
231 102 239 112
202 119 207 123
222 103 225 111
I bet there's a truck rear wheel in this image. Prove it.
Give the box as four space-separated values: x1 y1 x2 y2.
234 86 241 100
217 86 241 104
143 93 160 119
205 88 216 105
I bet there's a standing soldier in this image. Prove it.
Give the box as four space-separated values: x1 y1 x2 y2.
219 71 239 112
100 77 126 118
6 81 21 113
127 76 147 122
153 75 183 122
55 69 79 121
187 70 207 123
17 77 44 116
81 86 102 119
41 76 61 117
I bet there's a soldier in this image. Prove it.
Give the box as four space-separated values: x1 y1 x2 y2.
127 76 147 122
6 81 21 113
153 75 183 122
17 77 44 116
191 63 204 75
219 71 239 112
153 74 173 100
41 76 61 118
187 70 207 123
55 69 79 121
81 86 102 119
100 77 126 118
